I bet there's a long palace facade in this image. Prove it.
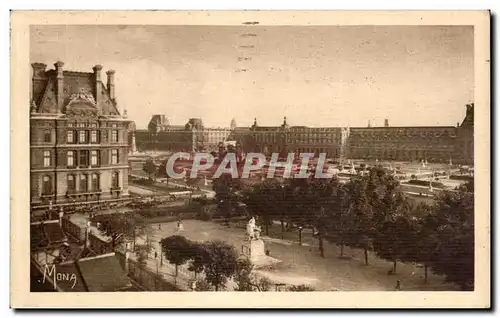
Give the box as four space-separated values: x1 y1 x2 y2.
134 104 473 165
30 61 132 213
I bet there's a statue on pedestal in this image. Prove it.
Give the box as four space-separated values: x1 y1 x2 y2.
246 216 261 241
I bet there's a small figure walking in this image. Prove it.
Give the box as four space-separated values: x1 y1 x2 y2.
395 280 401 291
158 223 161 230
177 220 184 232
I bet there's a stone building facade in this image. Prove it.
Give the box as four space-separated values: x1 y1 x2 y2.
346 104 474 164
135 117 231 153
30 61 132 212
134 104 473 165
226 117 348 159
202 128 232 152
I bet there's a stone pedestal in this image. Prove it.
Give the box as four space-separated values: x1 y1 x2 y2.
241 239 281 268
241 239 266 262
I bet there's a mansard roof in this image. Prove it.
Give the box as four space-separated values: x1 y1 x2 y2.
149 115 169 128
31 65 120 116
460 103 474 128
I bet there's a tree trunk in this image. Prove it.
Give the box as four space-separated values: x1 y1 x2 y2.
364 248 369 265
424 264 428 283
265 223 269 236
132 229 136 251
280 220 285 239
393 260 397 274
175 264 178 277
318 234 324 258
215 285 219 292
340 243 344 257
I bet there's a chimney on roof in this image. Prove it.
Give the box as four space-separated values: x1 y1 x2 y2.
384 118 389 127
54 61 64 113
106 70 115 101
31 63 47 107
31 62 47 80
92 65 103 105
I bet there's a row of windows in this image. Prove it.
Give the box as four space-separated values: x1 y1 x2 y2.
41 172 120 195
349 143 453 149
67 122 119 128
254 138 338 144
353 132 457 138
67 130 119 144
41 149 120 167
39 124 121 144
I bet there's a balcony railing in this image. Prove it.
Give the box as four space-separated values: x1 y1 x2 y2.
110 186 122 193
66 189 102 197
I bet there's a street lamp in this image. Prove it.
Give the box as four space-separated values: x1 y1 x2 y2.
160 248 163 266
48 200 53 220
298 226 303 246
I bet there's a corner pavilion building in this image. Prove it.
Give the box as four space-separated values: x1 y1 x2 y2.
30 61 132 215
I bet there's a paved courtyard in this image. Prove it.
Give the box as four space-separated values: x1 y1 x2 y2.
143 219 459 291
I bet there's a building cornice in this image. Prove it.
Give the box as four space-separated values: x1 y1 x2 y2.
30 143 130 149
31 165 129 173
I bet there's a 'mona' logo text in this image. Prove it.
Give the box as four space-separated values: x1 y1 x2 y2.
43 265 77 290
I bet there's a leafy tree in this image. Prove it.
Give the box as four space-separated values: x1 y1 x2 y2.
330 184 355 257
157 159 171 185
97 213 137 249
458 180 474 193
258 277 273 291
234 258 273 292
234 258 256 291
143 158 157 180
288 284 316 291
397 202 438 283
212 173 241 225
243 179 284 236
160 235 193 277
186 176 198 187
372 192 415 274
187 242 209 279
429 189 474 290
361 167 401 265
194 278 213 291
202 240 239 291
342 177 373 265
281 178 311 232
135 243 152 268
310 178 342 258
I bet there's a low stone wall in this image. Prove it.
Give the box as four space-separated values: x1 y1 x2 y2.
61 217 85 242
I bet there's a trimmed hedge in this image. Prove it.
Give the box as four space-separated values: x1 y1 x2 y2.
137 202 203 219
407 179 445 188
450 175 474 181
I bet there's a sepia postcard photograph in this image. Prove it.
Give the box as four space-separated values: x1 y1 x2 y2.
10 10 490 308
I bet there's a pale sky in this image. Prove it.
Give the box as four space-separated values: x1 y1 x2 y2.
30 25 473 129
